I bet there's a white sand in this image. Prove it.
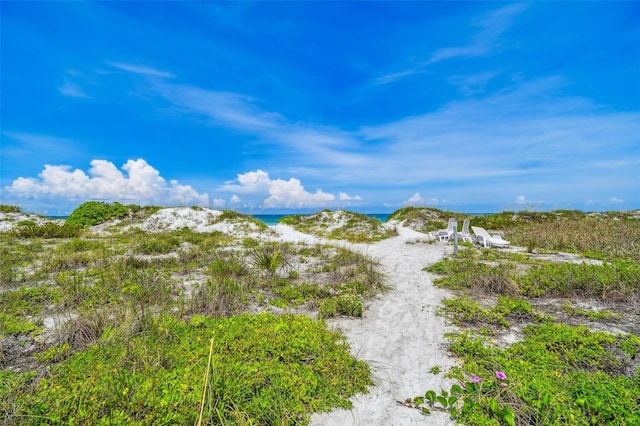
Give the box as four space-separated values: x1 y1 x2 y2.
270 224 458 425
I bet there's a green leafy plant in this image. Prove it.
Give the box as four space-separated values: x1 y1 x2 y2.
250 244 289 277
561 302 620 321
404 371 516 425
66 201 129 227
11 314 373 425
319 293 363 318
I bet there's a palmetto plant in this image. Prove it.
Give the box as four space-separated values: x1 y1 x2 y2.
250 244 290 277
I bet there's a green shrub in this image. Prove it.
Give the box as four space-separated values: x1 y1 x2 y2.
66 201 129 227
0 205 22 213
272 282 321 307
35 343 73 363
12 222 82 238
136 235 180 254
388 206 460 233
208 254 248 278
0 313 41 335
320 293 363 318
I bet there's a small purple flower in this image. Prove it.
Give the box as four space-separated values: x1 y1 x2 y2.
499 382 508 388
470 376 482 383
495 371 507 380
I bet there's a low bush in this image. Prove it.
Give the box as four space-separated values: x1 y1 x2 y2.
518 259 640 301
66 201 129 227
319 293 364 318
10 313 372 425
0 205 22 213
12 222 82 239
410 324 640 425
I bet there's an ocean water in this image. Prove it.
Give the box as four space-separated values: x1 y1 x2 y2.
253 213 390 226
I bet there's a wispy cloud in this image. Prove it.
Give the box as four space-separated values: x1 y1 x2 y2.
107 61 175 78
448 70 501 95
375 4 527 85
1 132 82 160
155 83 367 169
69 58 637 210
59 79 90 98
152 73 637 207
429 3 527 63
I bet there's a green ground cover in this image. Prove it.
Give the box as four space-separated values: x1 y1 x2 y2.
0 203 385 425
407 208 640 425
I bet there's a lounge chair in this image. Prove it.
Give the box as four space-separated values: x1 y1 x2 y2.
437 218 457 241
471 226 510 248
459 219 473 242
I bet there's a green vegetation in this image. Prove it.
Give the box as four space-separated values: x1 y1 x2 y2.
415 208 640 425
3 204 639 425
387 206 463 233
472 210 640 261
426 250 640 302
0 205 22 214
220 210 268 230
407 326 640 425
1 205 387 424
7 314 372 425
66 201 129 227
11 222 82 239
319 293 364 318
279 210 396 242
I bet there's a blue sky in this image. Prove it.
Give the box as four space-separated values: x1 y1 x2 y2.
1 1 639 215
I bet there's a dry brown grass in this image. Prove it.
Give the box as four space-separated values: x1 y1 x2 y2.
503 217 640 260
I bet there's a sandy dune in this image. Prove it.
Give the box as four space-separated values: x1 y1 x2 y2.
271 225 459 425
2 208 459 424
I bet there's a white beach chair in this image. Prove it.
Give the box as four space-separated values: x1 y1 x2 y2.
459 219 473 242
437 218 456 241
471 226 510 248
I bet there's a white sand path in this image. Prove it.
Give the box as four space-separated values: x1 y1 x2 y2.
272 225 459 425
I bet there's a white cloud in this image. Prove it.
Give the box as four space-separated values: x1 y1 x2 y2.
404 192 426 205
230 194 241 204
515 195 527 204
156 84 366 170
219 170 345 209
339 192 362 201
220 170 273 193
401 193 445 206
212 198 226 208
610 197 624 204
264 178 335 208
5 159 209 206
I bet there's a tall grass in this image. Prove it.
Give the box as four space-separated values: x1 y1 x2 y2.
496 214 639 261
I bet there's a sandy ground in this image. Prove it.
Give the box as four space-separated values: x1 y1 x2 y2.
272 224 459 426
